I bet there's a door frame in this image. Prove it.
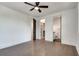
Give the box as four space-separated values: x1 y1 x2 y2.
32 18 36 41
40 19 45 40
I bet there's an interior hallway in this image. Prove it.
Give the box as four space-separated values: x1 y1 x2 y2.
0 39 78 56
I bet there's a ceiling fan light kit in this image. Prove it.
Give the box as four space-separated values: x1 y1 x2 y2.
34 7 39 10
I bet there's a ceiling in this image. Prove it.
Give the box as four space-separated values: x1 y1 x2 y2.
0 2 77 17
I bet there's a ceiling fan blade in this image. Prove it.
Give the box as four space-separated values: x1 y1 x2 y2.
36 2 40 6
38 9 41 13
39 6 48 8
30 8 34 11
24 2 35 6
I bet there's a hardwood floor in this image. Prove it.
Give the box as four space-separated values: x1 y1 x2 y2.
0 40 78 56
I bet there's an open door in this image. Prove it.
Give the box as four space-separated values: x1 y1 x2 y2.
33 18 36 41
53 16 61 43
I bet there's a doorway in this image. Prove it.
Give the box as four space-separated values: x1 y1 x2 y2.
53 16 62 43
40 19 45 40
33 18 36 41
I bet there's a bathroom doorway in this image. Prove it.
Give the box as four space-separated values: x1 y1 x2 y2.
53 16 62 43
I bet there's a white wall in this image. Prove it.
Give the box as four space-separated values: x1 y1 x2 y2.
35 16 53 41
40 8 77 45
34 17 42 39
45 15 53 41
0 5 33 49
35 8 77 44
61 8 78 46
76 3 79 54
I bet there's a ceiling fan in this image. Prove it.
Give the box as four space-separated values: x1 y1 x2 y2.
24 2 48 13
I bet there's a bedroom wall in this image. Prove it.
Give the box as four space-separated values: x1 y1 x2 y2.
0 5 33 49
44 15 53 41
35 8 77 44
76 3 79 54
61 8 78 46
35 8 77 45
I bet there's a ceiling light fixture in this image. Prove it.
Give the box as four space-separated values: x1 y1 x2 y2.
34 7 39 10
40 19 45 23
